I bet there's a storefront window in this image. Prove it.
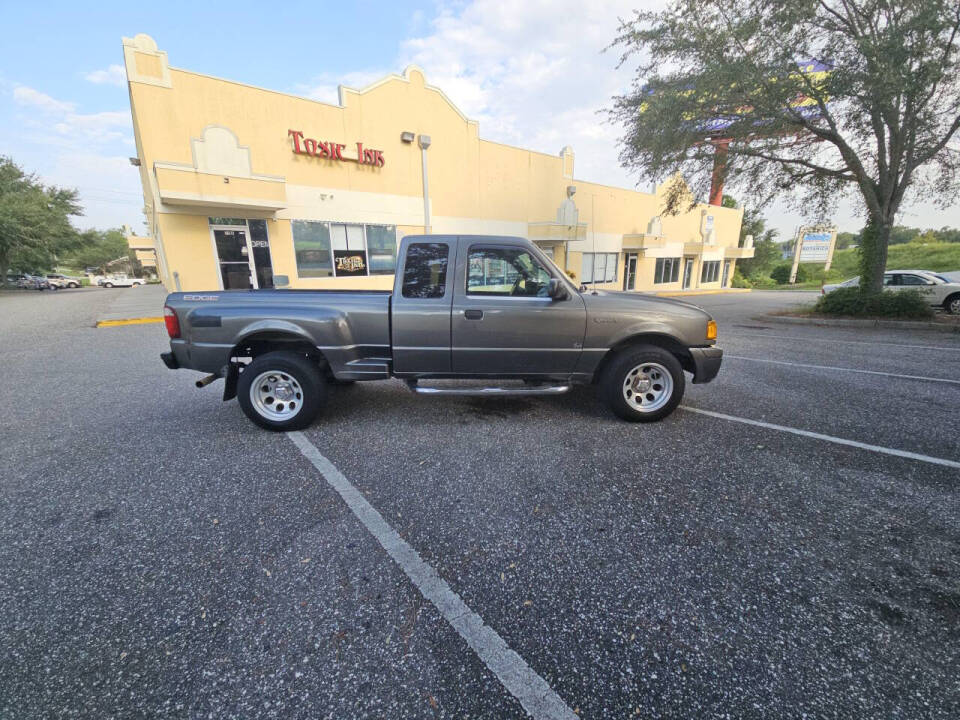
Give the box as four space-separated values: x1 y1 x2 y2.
292 220 334 277
701 260 721 283
654 257 681 284
208 217 246 226
366 225 397 275
293 220 397 278
581 252 617 284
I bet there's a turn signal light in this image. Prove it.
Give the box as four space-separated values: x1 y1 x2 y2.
164 305 181 339
706 320 717 341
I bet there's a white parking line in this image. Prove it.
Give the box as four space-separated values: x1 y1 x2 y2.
729 331 960 352
680 407 960 469
725 354 960 385
287 431 577 720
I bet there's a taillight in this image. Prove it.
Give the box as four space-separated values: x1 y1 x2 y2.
163 305 180 338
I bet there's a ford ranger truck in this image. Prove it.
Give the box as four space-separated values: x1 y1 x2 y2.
161 235 721 430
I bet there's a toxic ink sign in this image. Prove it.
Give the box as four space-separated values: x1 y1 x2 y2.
288 130 385 167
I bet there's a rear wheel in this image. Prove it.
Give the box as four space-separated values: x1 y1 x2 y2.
601 345 685 422
237 351 327 431
945 293 960 315
104 282 113 288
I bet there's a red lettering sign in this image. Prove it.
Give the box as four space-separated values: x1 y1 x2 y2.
289 129 384 166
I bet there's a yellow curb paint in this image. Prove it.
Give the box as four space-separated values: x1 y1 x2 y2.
654 288 752 298
95 317 164 328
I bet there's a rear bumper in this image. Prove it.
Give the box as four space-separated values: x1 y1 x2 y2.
160 351 180 370
689 347 722 384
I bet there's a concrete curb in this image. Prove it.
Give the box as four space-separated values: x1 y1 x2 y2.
96 317 164 328
654 288 752 298
763 314 960 333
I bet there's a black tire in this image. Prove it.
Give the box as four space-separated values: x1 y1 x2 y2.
104 282 113 288
237 351 327 431
600 345 685 422
944 293 960 315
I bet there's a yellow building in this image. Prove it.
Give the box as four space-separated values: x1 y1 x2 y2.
122 33 752 294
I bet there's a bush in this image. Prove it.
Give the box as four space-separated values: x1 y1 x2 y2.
747 274 778 289
770 263 808 284
813 287 934 319
731 269 752 288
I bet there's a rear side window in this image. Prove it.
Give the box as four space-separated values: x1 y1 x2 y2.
402 243 449 298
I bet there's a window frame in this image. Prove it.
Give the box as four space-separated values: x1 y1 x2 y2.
700 260 721 284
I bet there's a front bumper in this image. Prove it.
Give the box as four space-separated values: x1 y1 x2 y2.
160 351 180 370
689 347 722 384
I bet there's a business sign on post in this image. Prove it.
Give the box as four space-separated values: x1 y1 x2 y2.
798 231 832 262
789 226 838 283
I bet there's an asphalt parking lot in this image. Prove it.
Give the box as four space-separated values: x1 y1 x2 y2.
1 288 958 719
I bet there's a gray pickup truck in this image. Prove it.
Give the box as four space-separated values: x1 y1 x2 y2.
161 234 721 430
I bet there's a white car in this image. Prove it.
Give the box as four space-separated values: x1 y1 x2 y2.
98 275 146 288
822 269 960 314
46 273 82 289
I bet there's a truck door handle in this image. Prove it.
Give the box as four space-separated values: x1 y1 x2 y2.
464 309 483 320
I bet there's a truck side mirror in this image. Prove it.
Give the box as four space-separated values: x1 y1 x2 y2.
547 277 567 300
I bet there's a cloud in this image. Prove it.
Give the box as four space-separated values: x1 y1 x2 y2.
13 86 75 114
84 64 127 86
395 0 646 187
296 70 393 106
6 85 140 228
13 85 132 146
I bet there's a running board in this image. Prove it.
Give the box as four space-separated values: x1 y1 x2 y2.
407 381 571 397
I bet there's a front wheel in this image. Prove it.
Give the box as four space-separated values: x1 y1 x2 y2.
236 351 327 431
601 345 685 422
945 294 960 315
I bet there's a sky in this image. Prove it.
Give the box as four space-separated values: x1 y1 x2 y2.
1 0 957 239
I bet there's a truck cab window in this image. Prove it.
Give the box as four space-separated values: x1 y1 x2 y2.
467 247 552 297
402 243 449 298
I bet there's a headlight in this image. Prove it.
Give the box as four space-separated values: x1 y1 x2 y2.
706 320 717 341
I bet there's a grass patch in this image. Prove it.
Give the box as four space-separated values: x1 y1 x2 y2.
813 287 934 319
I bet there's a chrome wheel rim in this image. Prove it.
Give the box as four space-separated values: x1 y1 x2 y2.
249 370 303 422
622 362 673 412
950 297 960 314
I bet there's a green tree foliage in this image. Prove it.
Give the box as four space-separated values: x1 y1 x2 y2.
0 156 81 280
611 1 960 295
63 228 132 271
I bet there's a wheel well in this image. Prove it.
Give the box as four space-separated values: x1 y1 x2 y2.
231 332 328 371
944 292 960 304
591 334 693 383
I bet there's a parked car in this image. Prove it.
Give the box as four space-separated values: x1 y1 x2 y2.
18 275 51 290
99 274 147 288
46 273 82 288
822 269 960 314
162 234 722 430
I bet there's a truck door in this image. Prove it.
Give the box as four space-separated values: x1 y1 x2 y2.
451 239 586 375
391 239 456 373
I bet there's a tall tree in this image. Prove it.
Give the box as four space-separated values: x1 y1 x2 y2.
610 1 960 294
0 157 81 280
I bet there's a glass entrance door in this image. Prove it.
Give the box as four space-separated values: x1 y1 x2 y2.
623 253 638 291
213 228 254 289
682 258 694 289
722 261 731 288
